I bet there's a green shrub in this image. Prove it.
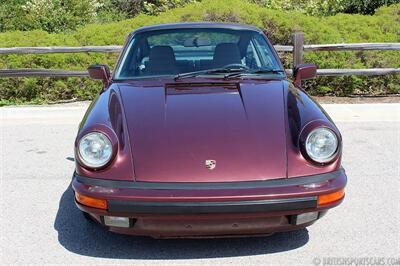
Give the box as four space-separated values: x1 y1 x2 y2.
341 0 400 15
0 0 103 33
250 0 346 16
0 0 200 33
250 0 400 16
0 0 399 105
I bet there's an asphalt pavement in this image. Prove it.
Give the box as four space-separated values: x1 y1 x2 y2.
1 102 399 265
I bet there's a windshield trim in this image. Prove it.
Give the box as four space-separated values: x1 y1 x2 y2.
113 27 284 81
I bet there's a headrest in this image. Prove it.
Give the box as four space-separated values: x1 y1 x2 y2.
213 43 242 68
147 45 177 74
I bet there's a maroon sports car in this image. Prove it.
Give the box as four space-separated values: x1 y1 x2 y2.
72 22 347 238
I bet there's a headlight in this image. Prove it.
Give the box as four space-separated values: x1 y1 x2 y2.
305 128 338 163
78 132 113 168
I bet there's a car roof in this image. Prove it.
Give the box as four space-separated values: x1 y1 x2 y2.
132 22 263 35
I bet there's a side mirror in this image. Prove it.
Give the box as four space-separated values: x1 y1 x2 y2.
293 64 317 87
88 64 111 87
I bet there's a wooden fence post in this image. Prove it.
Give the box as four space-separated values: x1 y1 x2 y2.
293 32 304 68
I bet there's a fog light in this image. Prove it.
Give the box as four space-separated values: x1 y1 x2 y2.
293 212 319 225
103 216 130 228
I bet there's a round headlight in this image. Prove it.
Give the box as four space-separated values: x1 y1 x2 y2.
305 128 338 163
78 132 113 168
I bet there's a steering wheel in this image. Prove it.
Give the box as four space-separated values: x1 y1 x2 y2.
221 63 249 70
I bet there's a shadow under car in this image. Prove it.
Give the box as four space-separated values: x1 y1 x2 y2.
54 183 309 260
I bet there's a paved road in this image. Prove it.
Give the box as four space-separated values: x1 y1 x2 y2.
1 103 399 265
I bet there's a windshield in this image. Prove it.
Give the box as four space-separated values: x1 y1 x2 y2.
114 28 283 80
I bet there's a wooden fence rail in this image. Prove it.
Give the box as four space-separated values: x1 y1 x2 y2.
0 45 123 54
0 45 294 54
1 43 399 55
0 69 88 77
303 43 400 51
0 32 399 78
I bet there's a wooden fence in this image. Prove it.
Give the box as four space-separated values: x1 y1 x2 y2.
0 32 399 78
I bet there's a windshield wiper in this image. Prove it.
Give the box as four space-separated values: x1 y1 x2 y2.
174 65 248 81
224 68 285 79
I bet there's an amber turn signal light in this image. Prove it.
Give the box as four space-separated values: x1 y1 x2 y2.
75 192 108 210
318 189 345 206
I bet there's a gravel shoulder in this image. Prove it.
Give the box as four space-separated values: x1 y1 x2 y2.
313 95 400 104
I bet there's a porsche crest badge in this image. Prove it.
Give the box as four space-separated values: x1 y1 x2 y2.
205 160 216 170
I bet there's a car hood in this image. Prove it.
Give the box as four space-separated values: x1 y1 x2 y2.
118 80 287 182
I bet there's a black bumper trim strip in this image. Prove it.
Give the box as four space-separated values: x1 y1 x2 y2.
108 197 318 214
74 168 344 190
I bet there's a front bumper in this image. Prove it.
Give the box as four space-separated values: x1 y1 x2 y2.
72 168 347 238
